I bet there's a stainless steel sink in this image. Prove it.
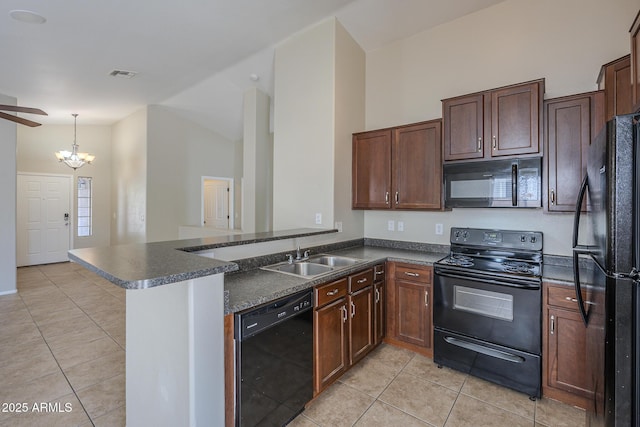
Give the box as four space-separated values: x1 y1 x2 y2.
306 254 362 267
261 254 364 278
269 262 334 276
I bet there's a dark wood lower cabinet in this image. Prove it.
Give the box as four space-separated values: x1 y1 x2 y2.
385 262 433 357
373 264 386 346
313 268 378 395
542 282 595 409
314 293 348 394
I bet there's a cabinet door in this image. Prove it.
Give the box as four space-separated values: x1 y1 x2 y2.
603 55 632 121
490 81 542 157
395 280 431 349
632 12 640 111
546 307 594 399
545 95 591 212
373 281 385 346
393 120 442 209
443 94 485 161
352 130 392 209
314 298 348 394
348 286 373 365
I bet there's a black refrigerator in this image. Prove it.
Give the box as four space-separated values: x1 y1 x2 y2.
573 113 640 426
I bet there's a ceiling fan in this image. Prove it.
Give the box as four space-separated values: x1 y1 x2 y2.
0 104 47 127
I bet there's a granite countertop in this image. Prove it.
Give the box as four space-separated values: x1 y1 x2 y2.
224 246 445 314
68 228 337 290
225 245 586 315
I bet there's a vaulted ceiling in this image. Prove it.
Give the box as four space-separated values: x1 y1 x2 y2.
1 0 506 140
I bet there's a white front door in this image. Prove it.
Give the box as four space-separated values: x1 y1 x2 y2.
204 179 230 229
16 174 72 267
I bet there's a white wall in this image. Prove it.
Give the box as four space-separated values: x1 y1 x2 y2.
146 105 236 242
273 17 366 238
111 107 148 245
0 94 17 295
17 124 112 249
364 0 639 256
273 18 337 230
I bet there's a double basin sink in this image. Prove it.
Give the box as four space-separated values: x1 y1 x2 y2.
261 254 364 278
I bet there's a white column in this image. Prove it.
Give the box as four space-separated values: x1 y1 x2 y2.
126 274 225 426
0 93 17 295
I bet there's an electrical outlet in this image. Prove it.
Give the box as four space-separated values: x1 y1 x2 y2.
315 213 322 225
387 220 395 231
435 223 444 235
334 221 343 232
397 221 404 232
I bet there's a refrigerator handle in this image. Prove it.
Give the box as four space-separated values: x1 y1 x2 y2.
572 249 590 326
572 175 588 249
511 163 517 206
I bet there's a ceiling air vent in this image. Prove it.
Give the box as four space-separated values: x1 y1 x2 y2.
109 69 138 79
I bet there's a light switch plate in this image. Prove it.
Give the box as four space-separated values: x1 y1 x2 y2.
397 221 404 232
315 213 322 225
435 223 444 235
387 220 395 231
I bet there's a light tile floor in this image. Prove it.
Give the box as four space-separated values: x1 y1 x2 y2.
1 262 125 427
1 262 586 426
291 344 586 427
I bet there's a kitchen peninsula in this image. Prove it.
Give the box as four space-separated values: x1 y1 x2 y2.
67 228 337 427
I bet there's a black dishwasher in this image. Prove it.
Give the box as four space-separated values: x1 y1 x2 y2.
235 289 314 426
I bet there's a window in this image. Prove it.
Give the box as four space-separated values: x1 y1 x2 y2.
77 177 92 237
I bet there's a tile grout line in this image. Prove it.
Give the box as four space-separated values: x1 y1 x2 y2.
18 266 96 427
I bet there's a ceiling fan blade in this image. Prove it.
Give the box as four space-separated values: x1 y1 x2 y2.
0 111 42 127
0 104 47 116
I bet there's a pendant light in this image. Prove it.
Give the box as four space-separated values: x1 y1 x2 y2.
54 113 95 170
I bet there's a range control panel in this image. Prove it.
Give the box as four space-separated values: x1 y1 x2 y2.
450 227 543 251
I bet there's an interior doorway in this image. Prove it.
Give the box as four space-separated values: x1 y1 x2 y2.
202 176 234 230
16 173 73 267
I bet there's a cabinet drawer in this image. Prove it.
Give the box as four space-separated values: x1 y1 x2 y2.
546 284 582 311
316 278 348 308
394 263 432 284
349 269 374 293
374 264 386 283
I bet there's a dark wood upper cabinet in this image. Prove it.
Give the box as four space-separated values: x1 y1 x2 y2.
597 55 632 121
393 121 442 209
352 129 392 209
631 11 640 112
443 94 484 160
544 91 604 212
352 119 442 210
443 79 544 162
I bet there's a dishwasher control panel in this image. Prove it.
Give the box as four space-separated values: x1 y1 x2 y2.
237 289 314 340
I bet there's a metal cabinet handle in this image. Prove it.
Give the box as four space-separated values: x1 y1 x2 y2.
425 291 429 306
404 272 419 277
356 278 367 284
375 270 384 276
551 190 556 205
342 305 347 322
477 137 482 152
492 135 497 149
326 289 339 296
395 191 399 205
550 315 555 335
564 296 577 303
351 301 356 318
385 191 389 204
375 288 380 303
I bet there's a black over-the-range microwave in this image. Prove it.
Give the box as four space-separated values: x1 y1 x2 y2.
443 157 542 208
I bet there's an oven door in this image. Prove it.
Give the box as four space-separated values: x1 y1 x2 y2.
433 268 541 354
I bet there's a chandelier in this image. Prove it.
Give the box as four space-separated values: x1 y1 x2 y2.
54 113 95 170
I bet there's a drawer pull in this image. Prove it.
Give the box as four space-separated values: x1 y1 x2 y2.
375 288 380 303
385 191 390 204
326 289 339 296
550 190 556 205
477 137 482 152
357 278 367 284
404 272 419 277
564 296 577 303
351 301 356 318
376 270 385 276
342 305 347 323
425 291 429 306
492 135 497 149
550 315 555 335
395 191 399 205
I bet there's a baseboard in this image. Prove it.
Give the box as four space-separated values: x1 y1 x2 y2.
0 289 17 296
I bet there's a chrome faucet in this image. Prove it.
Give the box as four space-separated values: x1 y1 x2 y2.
295 246 310 261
